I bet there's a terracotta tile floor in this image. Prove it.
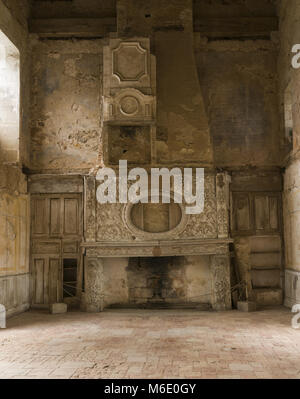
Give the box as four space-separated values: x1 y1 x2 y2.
0 306 300 379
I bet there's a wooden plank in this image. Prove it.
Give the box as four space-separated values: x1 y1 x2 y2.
34 258 44 304
29 17 116 37
43 257 49 304
255 195 269 231
234 193 251 231
64 198 79 235
194 17 278 37
231 173 282 192
269 196 279 230
49 258 59 304
28 175 83 194
32 198 48 236
50 198 61 236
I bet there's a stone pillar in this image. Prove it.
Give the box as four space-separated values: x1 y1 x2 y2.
210 254 232 311
84 258 104 312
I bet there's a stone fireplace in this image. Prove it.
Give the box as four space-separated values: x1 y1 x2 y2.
82 170 233 311
79 4 233 312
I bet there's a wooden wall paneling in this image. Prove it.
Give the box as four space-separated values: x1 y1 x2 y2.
63 197 79 236
49 197 61 237
31 196 49 237
231 191 282 236
254 195 269 231
32 255 62 305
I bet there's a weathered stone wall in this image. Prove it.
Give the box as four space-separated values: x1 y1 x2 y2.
29 10 283 170
30 38 103 172
195 37 282 167
279 0 300 306
0 0 31 316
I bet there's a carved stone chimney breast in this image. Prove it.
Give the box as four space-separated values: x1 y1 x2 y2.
103 37 156 165
103 38 156 123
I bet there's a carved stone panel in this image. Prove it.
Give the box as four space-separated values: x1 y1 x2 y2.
103 38 153 92
112 42 148 82
210 255 232 311
84 258 104 312
103 88 156 122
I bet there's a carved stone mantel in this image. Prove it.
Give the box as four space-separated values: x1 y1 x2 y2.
82 238 232 258
82 239 233 312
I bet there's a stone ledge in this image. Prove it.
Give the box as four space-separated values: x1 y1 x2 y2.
82 238 233 258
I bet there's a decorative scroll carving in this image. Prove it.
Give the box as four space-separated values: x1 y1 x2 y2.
210 255 231 310
86 173 220 242
179 173 217 239
84 176 96 242
97 202 132 241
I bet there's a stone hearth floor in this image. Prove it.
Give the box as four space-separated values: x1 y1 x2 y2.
0 306 300 379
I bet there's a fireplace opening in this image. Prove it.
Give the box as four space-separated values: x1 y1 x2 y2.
107 255 212 309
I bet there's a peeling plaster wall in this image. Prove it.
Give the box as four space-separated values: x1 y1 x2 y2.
195 37 283 167
29 13 283 170
30 38 103 172
279 0 300 306
0 0 31 316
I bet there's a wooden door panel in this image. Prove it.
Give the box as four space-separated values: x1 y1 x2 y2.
63 198 79 235
32 256 61 305
49 258 60 303
31 194 82 306
50 198 61 236
234 194 251 231
34 258 45 304
32 198 49 236
269 196 279 230
255 195 269 231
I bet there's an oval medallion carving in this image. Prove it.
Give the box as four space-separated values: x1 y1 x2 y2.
131 202 182 233
122 194 189 240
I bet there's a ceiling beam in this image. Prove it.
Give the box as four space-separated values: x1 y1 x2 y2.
29 17 117 37
194 17 278 38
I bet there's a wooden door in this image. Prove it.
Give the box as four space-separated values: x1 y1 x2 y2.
31 194 82 306
32 255 62 305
